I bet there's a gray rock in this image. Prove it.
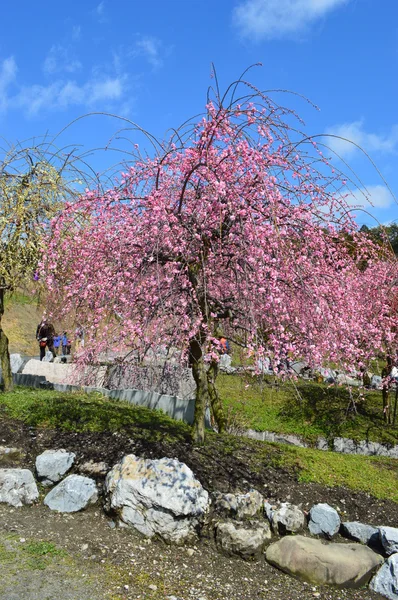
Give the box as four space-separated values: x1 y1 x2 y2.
371 375 382 389
36 449 76 485
215 521 271 558
336 373 361 387
0 469 39 507
105 455 210 543
213 490 263 519
269 502 306 535
219 354 232 370
379 527 398 556
44 475 98 512
266 535 383 587
246 429 308 447
256 357 273 374
308 503 340 538
316 437 329 451
370 553 398 600
290 361 306 375
341 521 380 547
334 437 358 454
272 433 307 447
10 354 24 374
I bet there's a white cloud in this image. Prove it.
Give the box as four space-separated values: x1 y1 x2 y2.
43 45 82 75
233 0 350 40
346 185 393 210
325 121 398 159
0 56 17 111
133 36 163 68
95 1 106 22
0 55 127 117
72 25 81 40
15 75 125 116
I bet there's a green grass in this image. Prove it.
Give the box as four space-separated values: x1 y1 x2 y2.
208 431 398 503
3 290 38 306
0 536 68 571
24 541 67 570
0 387 191 442
218 373 398 445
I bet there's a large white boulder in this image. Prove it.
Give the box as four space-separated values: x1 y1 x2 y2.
266 535 383 587
370 553 398 600
44 475 98 512
36 449 76 486
0 469 39 507
105 454 210 543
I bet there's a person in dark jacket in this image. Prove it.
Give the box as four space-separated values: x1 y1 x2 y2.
36 318 56 361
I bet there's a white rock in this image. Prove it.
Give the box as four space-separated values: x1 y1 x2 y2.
105 454 210 543
0 469 39 507
44 475 98 512
36 449 76 485
308 503 340 538
270 502 306 534
213 490 263 519
215 521 271 558
370 553 398 600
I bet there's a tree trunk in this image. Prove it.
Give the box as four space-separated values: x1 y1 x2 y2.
190 339 208 445
0 287 13 392
382 384 391 424
207 360 226 433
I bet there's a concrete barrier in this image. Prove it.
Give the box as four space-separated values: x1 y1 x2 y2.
7 367 197 425
21 359 107 387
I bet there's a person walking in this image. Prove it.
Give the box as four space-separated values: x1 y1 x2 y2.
61 331 68 356
36 318 56 361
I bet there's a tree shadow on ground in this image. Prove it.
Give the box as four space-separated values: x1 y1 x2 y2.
4 390 192 444
280 382 398 445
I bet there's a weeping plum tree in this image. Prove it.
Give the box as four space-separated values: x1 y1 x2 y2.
0 144 79 391
41 72 397 442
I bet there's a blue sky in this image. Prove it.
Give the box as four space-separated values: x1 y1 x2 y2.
1 0 397 227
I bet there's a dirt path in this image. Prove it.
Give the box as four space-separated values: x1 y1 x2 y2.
0 503 384 600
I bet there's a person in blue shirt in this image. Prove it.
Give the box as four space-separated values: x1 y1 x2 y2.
53 334 61 356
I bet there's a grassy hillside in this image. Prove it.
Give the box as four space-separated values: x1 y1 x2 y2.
218 372 398 446
0 387 397 504
4 295 397 449
3 292 43 355
3 292 67 356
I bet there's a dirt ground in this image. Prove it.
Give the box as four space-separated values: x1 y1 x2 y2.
0 504 385 600
0 415 396 599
